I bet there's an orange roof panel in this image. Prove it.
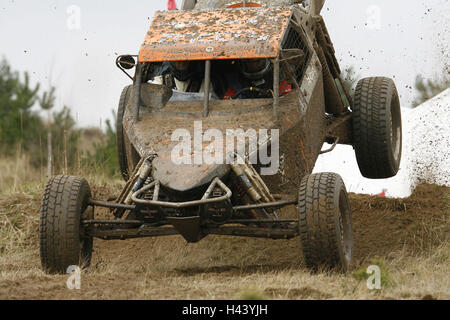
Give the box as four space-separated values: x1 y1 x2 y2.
139 7 293 63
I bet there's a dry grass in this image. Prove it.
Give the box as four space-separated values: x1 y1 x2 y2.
0 156 449 300
1 233 448 300
0 155 43 194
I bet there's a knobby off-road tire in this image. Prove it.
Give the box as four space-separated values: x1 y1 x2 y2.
353 77 402 179
40 175 93 274
298 173 353 272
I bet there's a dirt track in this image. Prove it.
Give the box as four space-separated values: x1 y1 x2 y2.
0 183 449 300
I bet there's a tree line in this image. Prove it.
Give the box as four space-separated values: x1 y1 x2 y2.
0 58 119 177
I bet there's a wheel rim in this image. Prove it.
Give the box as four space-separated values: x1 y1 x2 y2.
338 189 353 268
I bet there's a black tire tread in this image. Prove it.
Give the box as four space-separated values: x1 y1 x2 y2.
298 173 348 270
353 77 401 178
39 175 92 274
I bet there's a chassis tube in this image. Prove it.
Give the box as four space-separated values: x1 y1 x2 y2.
131 177 232 208
203 60 211 117
273 57 280 118
133 63 143 121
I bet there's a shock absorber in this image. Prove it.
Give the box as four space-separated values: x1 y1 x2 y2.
231 163 262 202
231 155 276 220
124 153 158 205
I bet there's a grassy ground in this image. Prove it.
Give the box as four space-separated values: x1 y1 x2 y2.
0 158 449 300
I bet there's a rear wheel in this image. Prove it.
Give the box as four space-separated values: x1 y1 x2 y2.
298 173 353 272
352 77 402 179
39 175 93 274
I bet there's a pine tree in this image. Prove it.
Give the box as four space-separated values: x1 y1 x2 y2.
39 86 56 176
0 58 43 154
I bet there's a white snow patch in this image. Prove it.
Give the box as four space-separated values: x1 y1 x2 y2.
313 88 450 198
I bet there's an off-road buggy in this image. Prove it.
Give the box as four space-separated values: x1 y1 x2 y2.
39 0 402 274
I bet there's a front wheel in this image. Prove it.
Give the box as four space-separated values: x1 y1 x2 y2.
39 175 93 274
298 173 353 272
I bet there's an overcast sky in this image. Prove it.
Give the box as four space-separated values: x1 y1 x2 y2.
0 0 448 128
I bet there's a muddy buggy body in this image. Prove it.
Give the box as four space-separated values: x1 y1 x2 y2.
39 1 402 274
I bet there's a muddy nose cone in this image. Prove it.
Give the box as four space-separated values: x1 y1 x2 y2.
152 156 230 192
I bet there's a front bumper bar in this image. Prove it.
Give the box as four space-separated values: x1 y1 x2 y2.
130 177 232 209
